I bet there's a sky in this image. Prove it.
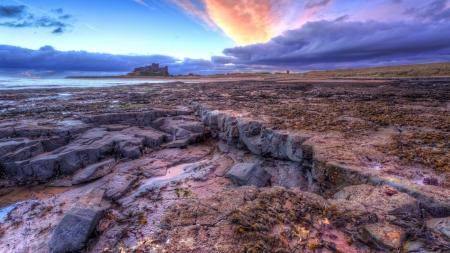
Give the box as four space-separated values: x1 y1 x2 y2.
0 0 450 78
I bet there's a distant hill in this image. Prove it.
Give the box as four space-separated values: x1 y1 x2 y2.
307 62 450 78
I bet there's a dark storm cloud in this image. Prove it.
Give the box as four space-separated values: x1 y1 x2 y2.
0 45 175 72
218 19 450 70
2 18 450 77
0 5 73 34
0 45 228 76
0 5 26 18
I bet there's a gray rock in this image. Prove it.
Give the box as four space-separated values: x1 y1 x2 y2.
238 120 262 155
426 217 450 239
0 139 44 163
48 188 106 253
106 174 138 200
225 163 271 187
167 139 189 149
55 128 113 174
119 127 166 147
72 159 115 185
263 160 308 189
120 145 142 159
261 129 289 159
29 155 59 180
365 222 405 250
286 135 309 162
40 137 68 152
2 160 31 179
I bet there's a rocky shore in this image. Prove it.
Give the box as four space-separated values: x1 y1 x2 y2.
0 79 449 252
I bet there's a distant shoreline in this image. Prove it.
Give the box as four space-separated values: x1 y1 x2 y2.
65 75 201 80
66 61 450 79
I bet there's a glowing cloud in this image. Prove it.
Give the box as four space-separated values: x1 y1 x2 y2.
171 0 329 45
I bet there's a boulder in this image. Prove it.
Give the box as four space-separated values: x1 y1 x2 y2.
48 188 106 253
72 159 115 185
225 163 271 187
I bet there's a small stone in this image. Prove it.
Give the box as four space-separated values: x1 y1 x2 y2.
426 217 450 239
365 222 405 250
402 241 424 252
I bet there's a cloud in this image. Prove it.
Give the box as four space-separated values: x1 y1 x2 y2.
50 8 63 14
133 0 156 10
168 0 216 28
404 0 450 21
0 44 227 77
0 15 70 30
171 0 315 45
52 27 63 34
58 14 73 20
2 18 449 77
0 5 26 18
305 0 332 9
0 4 73 34
219 19 450 70
134 0 149 6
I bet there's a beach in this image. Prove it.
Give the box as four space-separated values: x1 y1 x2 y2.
0 78 449 252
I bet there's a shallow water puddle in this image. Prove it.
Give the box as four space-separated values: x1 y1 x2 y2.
0 184 72 223
152 160 209 181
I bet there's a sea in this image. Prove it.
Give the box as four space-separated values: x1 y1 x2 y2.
0 78 193 90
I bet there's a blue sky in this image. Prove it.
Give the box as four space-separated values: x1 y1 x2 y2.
0 0 236 58
1 0 450 77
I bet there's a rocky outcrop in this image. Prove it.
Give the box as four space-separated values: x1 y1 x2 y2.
0 111 207 184
193 103 450 217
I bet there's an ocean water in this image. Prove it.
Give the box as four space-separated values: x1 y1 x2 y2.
0 78 189 90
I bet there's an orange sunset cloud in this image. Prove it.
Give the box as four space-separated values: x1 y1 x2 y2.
171 0 330 45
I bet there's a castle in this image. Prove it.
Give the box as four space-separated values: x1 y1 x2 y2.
127 63 169 76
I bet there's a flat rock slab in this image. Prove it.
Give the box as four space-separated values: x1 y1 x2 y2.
226 163 270 187
48 188 106 253
365 222 405 250
426 217 450 239
72 159 115 185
